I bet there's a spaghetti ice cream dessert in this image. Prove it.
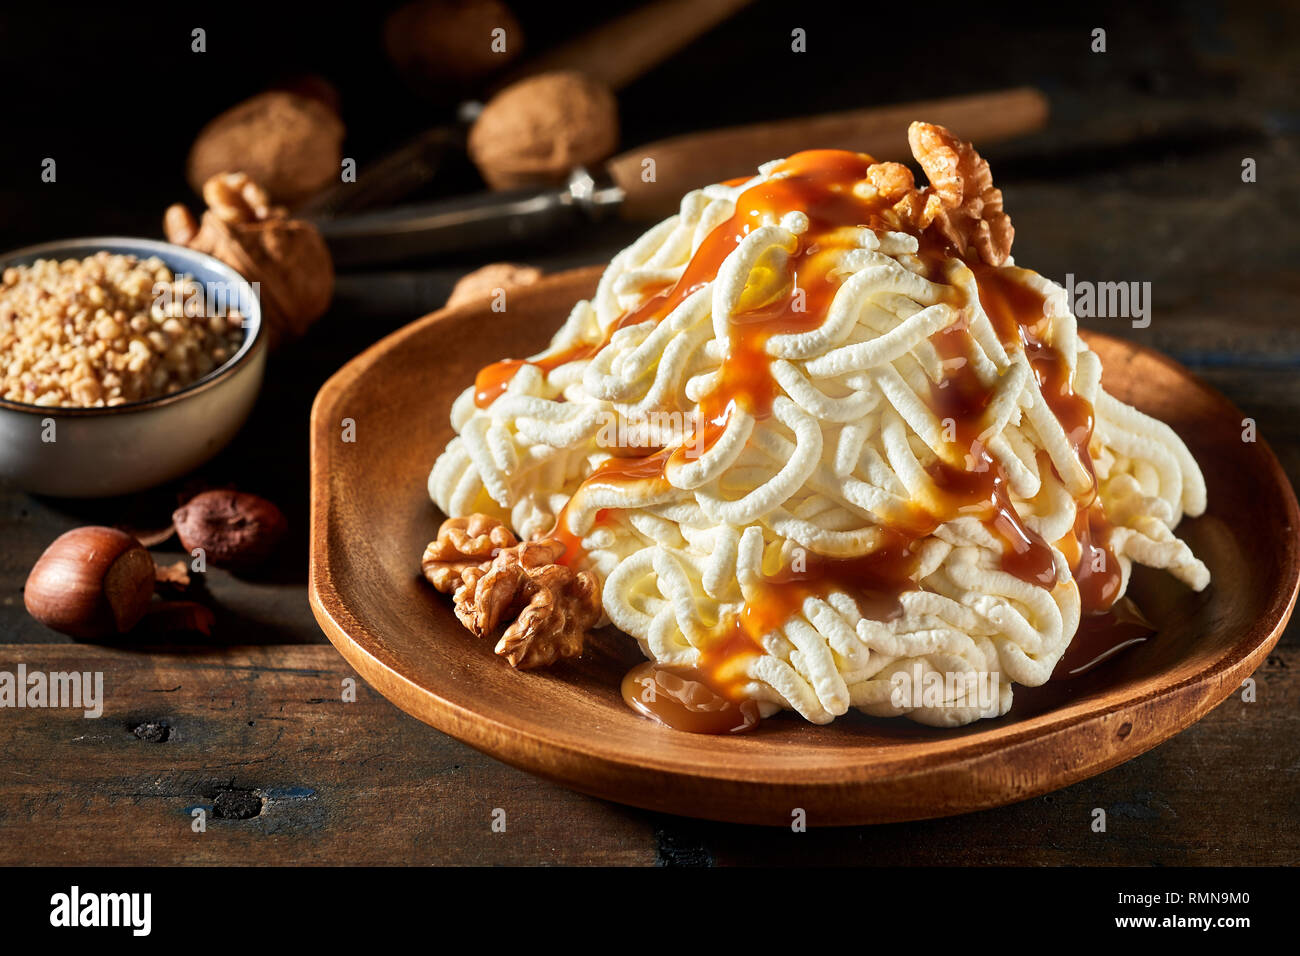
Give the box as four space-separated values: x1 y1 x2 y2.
423 123 1209 731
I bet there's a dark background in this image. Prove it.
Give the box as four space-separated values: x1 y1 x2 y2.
0 0 1290 249
0 0 1297 864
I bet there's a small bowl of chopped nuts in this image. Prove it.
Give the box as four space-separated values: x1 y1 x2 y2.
0 236 266 497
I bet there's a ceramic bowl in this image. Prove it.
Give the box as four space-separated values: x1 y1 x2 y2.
0 236 266 497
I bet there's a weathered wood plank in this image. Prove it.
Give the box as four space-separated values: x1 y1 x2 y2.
0 643 1293 865
0 644 655 865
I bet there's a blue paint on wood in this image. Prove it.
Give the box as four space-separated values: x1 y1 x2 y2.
263 786 316 799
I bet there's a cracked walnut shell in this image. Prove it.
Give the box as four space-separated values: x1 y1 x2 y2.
421 514 518 592
451 536 601 669
165 172 334 348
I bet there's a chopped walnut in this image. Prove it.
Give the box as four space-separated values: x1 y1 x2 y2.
421 514 518 593
0 252 244 407
890 185 945 233
452 538 601 669
907 121 1014 267
154 560 192 591
865 161 916 202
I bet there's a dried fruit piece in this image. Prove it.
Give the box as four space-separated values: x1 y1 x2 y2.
172 489 287 570
907 121 1014 266
452 538 601 669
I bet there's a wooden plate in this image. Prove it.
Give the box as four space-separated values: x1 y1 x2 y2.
308 265 1299 826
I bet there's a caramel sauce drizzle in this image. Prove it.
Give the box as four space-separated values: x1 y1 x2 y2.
469 150 1129 730
966 263 1122 613
968 261 1137 684
474 341 600 407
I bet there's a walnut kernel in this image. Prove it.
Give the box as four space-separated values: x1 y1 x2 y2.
421 513 518 592
439 533 602 669
908 121 1014 266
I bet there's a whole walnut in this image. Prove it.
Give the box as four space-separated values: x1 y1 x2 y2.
187 91 344 207
468 71 618 190
446 262 541 309
165 173 334 348
385 0 523 96
271 73 342 115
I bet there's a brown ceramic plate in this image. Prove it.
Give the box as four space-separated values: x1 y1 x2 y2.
308 265 1299 826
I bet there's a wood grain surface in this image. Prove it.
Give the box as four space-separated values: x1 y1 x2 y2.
0 0 1297 863
0 642 1294 865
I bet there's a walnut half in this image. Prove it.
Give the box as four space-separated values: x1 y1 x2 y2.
907 121 1014 267
421 514 518 593
453 536 601 670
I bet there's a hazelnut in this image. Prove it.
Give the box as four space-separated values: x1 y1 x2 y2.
25 527 155 640
468 71 619 190
446 262 542 309
173 490 287 570
385 0 524 96
187 92 345 207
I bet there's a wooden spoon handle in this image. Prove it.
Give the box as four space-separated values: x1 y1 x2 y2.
494 0 755 93
608 87 1049 220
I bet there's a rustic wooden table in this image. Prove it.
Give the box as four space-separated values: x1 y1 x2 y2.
1 1 1296 865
